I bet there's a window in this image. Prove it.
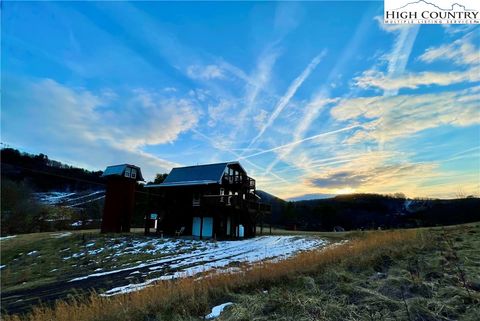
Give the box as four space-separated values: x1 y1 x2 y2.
192 192 201 206
131 168 137 179
124 167 131 178
219 188 224 202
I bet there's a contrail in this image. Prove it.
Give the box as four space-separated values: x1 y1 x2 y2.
240 124 363 160
191 129 289 183
246 51 327 148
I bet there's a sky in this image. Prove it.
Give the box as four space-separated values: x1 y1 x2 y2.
2 1 479 200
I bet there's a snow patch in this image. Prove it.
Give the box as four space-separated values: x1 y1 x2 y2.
99 236 328 296
51 232 72 238
205 302 234 319
0 235 17 241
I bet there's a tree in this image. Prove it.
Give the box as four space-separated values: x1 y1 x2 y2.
1 179 45 234
152 173 168 184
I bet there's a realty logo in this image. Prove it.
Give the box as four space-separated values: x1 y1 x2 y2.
384 0 480 24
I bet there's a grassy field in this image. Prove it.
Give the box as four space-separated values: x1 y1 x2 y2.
0 227 356 293
0 229 209 292
3 223 480 320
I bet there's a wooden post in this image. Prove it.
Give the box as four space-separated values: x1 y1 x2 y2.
199 214 204 240
144 216 149 236
260 212 264 235
145 191 151 236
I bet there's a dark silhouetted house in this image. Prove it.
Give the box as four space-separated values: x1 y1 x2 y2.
101 164 144 233
145 162 270 239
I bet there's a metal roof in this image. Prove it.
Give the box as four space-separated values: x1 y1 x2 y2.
146 161 245 188
146 180 218 188
101 164 144 181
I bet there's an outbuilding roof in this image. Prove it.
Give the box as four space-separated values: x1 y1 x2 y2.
146 161 245 188
101 164 144 181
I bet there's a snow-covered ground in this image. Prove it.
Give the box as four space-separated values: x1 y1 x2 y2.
205 302 233 319
34 192 77 205
34 191 105 207
51 232 73 238
0 235 17 241
62 236 328 296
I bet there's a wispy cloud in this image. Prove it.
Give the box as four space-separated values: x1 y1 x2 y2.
2 77 197 178
247 51 326 147
190 129 289 183
231 49 280 139
186 64 226 80
331 86 480 143
241 124 362 160
308 162 438 190
354 66 480 91
263 10 374 175
374 16 420 96
418 31 479 66
264 97 337 174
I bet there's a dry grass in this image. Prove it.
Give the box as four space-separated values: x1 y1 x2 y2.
4 229 420 321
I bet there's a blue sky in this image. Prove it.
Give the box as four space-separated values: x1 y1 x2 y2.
2 1 479 200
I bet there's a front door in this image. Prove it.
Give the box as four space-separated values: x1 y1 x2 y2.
192 216 214 238
192 217 201 237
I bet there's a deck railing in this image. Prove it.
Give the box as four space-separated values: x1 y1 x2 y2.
222 175 256 190
201 194 271 213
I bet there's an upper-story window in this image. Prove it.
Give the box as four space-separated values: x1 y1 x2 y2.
124 167 131 178
131 168 137 179
193 192 201 206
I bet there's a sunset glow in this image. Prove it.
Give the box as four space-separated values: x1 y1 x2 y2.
2 2 479 200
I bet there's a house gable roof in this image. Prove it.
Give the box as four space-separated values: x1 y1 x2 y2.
146 161 245 188
101 164 144 181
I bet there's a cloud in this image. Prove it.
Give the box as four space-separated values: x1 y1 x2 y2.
374 16 415 33
241 124 362 160
419 31 479 66
207 99 235 127
374 16 420 96
354 30 479 92
331 86 480 143
310 170 369 188
264 97 339 173
308 162 437 190
236 51 279 127
441 24 478 35
2 77 200 179
186 64 225 80
354 66 480 91
247 51 326 147
254 109 269 130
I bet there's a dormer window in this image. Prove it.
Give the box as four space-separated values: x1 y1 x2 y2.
124 167 131 178
131 168 137 179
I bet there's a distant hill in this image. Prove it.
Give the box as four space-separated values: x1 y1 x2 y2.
255 190 286 225
2 147 478 233
287 193 335 201
277 193 480 231
1 148 105 191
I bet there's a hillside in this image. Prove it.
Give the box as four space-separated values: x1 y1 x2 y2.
2 147 479 234
1 148 105 191
280 194 480 231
